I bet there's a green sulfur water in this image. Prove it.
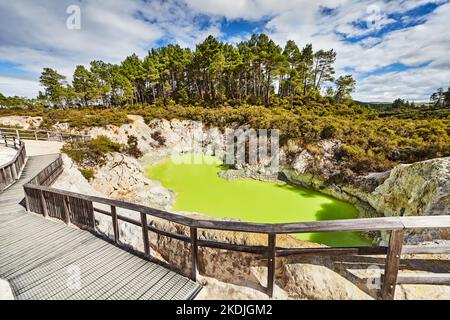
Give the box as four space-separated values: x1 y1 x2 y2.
145 154 371 247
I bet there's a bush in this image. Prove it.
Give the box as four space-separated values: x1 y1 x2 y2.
3 97 449 177
62 135 123 167
79 168 95 181
150 131 166 146
320 124 338 139
124 135 143 158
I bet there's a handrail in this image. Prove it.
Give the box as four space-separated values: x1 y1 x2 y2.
0 136 27 191
0 127 90 142
22 182 450 233
22 150 450 300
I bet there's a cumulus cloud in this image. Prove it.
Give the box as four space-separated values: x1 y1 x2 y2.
0 0 448 101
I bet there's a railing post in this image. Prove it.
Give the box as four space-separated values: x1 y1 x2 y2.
381 229 405 300
190 227 198 282
10 165 17 180
267 233 276 297
13 136 17 148
9 165 13 181
140 212 150 258
0 168 5 190
39 190 49 218
15 129 20 140
63 196 71 225
111 206 119 244
34 131 38 141
24 187 30 212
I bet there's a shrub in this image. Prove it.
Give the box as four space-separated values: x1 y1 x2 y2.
151 131 166 146
62 135 123 167
124 135 143 158
320 124 338 139
79 168 95 181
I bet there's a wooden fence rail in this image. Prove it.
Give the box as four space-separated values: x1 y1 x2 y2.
0 127 90 143
22 154 450 300
0 137 27 191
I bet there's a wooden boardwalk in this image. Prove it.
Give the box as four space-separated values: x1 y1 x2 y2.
0 154 202 300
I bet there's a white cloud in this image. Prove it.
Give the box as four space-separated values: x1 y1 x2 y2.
0 75 42 97
0 0 448 101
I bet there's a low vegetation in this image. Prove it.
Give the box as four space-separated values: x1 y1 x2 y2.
131 103 450 175
2 99 449 177
61 135 145 180
123 135 143 158
0 34 448 179
61 136 123 179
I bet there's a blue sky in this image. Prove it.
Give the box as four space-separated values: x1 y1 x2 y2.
0 0 449 101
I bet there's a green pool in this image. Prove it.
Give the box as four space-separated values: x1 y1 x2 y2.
145 154 370 247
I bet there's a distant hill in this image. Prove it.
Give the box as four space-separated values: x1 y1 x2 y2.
355 100 432 110
354 101 393 109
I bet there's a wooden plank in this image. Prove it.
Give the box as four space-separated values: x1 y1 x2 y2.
94 207 112 216
148 225 190 243
198 239 267 255
402 245 450 255
277 246 388 257
116 213 140 226
195 219 273 233
68 257 150 300
190 227 198 282
45 247 133 300
381 229 405 300
399 216 450 229
267 233 276 297
12 239 106 292
112 266 169 300
274 217 405 234
76 260 150 300
17 246 125 300
396 273 450 285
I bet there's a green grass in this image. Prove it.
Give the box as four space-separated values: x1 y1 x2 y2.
145 154 371 247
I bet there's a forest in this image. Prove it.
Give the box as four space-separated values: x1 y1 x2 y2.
35 34 355 108
0 34 449 179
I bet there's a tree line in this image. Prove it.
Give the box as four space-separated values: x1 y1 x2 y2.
38 34 356 108
430 87 450 108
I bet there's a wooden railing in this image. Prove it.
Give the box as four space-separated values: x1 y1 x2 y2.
0 127 90 142
0 137 27 191
22 154 450 300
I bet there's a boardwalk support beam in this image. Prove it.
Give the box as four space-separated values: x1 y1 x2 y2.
141 211 150 258
381 229 404 300
190 227 198 282
267 233 276 297
111 205 119 244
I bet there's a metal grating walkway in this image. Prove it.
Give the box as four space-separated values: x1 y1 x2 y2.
0 154 202 300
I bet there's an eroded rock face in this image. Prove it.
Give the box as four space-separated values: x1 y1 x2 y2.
50 160 389 300
367 157 450 243
0 116 42 129
91 152 174 210
57 115 450 240
50 129 450 300
82 116 226 161
368 157 450 217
